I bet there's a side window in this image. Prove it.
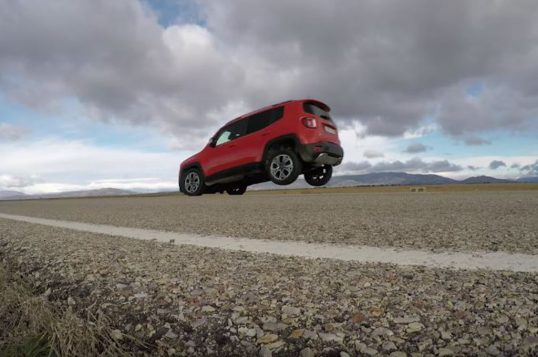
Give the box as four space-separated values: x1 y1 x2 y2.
215 130 232 146
214 119 247 146
246 107 284 134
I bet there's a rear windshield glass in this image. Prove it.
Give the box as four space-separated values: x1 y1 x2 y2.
303 103 332 121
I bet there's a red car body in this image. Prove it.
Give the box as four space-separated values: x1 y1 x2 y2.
179 99 343 195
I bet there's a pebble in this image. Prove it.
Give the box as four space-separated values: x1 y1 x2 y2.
259 346 272 357
319 332 343 343
110 329 122 341
282 306 301 316
394 316 419 324
372 327 394 337
201 305 216 312
300 347 315 357
406 322 424 333
257 334 278 344
289 329 304 339
382 341 397 352
438 348 454 356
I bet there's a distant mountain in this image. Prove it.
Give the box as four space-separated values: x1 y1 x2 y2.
33 188 133 199
0 188 133 200
460 175 514 184
252 172 457 190
517 176 538 183
329 172 458 186
0 190 26 200
2 173 530 199
516 176 538 183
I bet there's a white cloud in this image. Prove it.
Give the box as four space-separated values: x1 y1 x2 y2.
0 139 185 193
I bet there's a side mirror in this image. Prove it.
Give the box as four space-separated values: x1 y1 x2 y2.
208 137 217 147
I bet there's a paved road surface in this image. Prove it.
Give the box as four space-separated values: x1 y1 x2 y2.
1 190 537 356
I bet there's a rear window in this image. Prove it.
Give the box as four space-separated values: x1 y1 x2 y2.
303 102 332 121
246 106 284 134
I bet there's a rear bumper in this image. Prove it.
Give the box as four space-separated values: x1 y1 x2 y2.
298 141 344 166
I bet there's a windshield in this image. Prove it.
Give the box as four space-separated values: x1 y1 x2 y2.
303 102 332 121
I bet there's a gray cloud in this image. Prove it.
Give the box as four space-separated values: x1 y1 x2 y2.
0 174 37 188
363 150 384 159
340 161 372 172
404 143 428 153
0 123 31 141
510 163 521 169
467 165 479 171
489 160 507 170
1 0 538 144
201 0 538 136
464 136 491 146
341 157 462 174
521 160 538 175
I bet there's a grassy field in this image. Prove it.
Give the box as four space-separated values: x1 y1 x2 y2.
249 182 538 195
0 265 132 356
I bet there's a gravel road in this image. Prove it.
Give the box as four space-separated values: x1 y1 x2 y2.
0 190 537 253
1 219 537 356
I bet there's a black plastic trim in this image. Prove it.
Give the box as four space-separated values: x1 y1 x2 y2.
298 141 344 165
205 162 265 186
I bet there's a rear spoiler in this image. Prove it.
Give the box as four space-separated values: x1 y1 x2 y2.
303 99 331 112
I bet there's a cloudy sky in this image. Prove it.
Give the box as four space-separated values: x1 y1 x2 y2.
1 0 537 193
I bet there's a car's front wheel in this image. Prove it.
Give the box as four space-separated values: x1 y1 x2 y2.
181 168 204 196
304 165 333 186
266 148 302 185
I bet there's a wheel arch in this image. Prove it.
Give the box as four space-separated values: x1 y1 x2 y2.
262 134 300 164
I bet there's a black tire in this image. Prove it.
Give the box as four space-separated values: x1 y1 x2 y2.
304 165 333 186
266 147 302 185
226 184 247 195
180 168 204 196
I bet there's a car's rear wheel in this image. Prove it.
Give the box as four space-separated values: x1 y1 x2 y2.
304 165 333 186
226 184 247 195
266 148 302 185
181 168 204 196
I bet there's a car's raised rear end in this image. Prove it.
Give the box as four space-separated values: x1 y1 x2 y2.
291 99 343 166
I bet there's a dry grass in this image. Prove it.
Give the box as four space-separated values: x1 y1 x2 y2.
0 266 136 357
249 183 538 195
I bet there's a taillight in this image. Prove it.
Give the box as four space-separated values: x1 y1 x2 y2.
302 117 317 128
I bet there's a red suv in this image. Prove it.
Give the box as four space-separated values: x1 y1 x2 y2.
179 99 343 195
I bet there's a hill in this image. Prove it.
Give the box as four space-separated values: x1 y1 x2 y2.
0 188 133 200
0 190 26 200
517 176 538 183
460 176 514 184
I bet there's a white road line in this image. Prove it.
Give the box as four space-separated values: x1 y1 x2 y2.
1 212 537 273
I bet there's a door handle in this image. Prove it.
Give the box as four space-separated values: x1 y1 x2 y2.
261 132 270 137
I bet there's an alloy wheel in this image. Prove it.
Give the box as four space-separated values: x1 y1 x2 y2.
184 171 200 193
270 154 294 181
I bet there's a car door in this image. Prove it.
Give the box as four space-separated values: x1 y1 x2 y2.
204 119 248 177
240 106 285 164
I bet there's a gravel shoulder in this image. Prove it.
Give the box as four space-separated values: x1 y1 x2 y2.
0 190 537 253
1 219 537 356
